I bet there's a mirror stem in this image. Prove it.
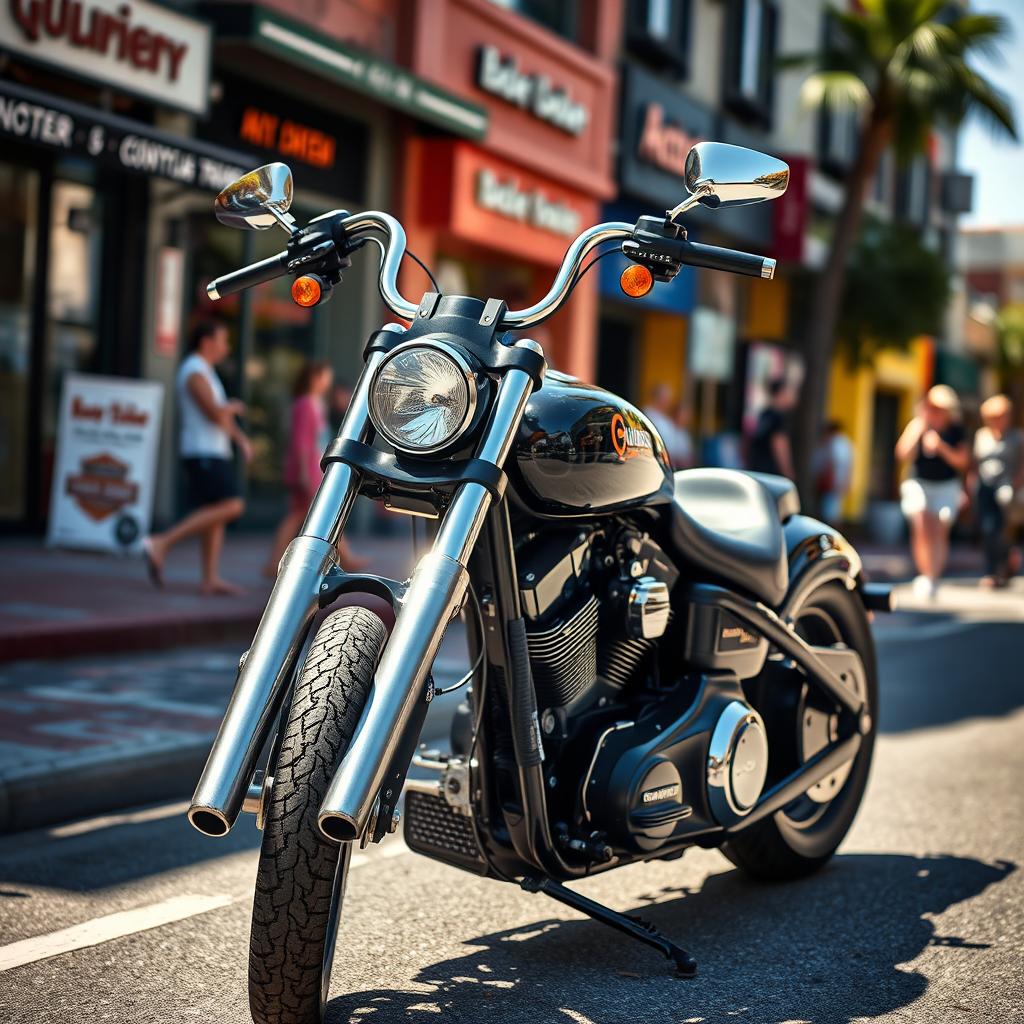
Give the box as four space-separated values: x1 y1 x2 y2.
269 207 299 235
665 194 702 223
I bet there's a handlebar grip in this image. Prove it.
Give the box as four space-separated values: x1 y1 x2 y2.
675 239 775 280
207 249 290 300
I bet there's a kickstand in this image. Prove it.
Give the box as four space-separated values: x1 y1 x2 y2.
521 875 697 977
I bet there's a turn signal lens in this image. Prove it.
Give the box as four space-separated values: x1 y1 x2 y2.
620 264 654 298
291 275 322 307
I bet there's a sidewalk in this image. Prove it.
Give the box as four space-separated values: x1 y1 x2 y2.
0 532 414 663
0 632 469 834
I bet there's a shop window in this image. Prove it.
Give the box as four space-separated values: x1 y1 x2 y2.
723 0 777 127
487 0 579 42
869 389 901 501
0 163 38 522
895 156 931 227
627 0 692 78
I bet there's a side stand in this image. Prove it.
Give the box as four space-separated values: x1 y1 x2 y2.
521 876 697 977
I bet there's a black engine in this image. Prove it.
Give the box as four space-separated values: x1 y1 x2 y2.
515 520 771 859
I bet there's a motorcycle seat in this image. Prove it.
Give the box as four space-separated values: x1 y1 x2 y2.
744 471 800 521
670 469 788 606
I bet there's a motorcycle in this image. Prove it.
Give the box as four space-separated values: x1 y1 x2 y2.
190 142 890 1024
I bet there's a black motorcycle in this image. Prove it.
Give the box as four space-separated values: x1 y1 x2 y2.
190 142 889 1024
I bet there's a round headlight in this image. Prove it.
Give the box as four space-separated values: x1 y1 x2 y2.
369 342 477 454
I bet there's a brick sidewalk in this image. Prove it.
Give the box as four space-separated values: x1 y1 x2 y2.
0 531 414 663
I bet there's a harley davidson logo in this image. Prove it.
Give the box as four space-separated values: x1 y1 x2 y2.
65 452 138 522
611 413 652 459
642 783 680 804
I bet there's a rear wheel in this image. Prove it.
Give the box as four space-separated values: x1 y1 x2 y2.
249 606 386 1024
721 581 877 880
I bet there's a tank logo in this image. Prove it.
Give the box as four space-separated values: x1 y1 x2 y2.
611 413 652 459
642 783 680 804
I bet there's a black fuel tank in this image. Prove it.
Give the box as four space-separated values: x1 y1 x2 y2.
511 371 674 517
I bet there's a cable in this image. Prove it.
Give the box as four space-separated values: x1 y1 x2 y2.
573 244 624 286
434 580 485 696
405 248 442 295
350 235 442 296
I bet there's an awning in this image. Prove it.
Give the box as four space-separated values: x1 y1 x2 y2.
209 4 488 141
0 77 258 190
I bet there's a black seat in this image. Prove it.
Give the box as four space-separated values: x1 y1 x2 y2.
744 471 800 521
671 469 788 606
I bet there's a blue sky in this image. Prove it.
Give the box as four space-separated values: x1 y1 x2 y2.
959 0 1024 227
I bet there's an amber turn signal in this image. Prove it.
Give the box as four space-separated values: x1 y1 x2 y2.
291 275 323 308
619 263 654 298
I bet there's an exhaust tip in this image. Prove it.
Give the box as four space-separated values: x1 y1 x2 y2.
188 807 231 837
318 812 358 843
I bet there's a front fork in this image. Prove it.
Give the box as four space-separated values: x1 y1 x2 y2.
187 333 541 842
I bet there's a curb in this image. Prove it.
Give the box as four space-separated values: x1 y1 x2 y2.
0 741 210 835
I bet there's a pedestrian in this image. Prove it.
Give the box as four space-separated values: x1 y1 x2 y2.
263 362 366 577
142 319 252 595
894 384 970 599
813 420 854 525
672 400 695 469
971 394 1024 588
748 377 797 479
643 383 691 470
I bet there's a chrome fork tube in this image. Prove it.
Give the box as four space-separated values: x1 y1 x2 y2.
187 339 395 837
317 343 541 842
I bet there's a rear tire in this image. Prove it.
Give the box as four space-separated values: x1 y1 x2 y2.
249 606 387 1024
721 581 877 881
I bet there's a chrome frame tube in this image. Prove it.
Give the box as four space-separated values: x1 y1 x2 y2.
187 332 399 837
317 344 541 842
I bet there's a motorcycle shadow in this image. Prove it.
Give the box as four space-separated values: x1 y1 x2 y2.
327 851 1015 1024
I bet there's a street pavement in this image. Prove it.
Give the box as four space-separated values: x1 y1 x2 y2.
0 591 1021 1023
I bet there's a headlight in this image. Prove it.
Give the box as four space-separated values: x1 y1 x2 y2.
369 342 477 454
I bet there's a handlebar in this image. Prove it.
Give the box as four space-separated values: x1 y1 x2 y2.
206 212 772 323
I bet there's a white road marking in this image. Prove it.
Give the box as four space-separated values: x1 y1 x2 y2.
0 894 236 972
48 801 191 839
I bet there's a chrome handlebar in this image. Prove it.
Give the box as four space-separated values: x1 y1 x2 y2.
344 212 633 328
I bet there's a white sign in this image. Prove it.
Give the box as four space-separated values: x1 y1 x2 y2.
475 167 581 238
688 307 736 381
477 45 588 135
1 0 211 115
47 374 164 553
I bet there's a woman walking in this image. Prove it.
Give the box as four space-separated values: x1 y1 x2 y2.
972 394 1024 588
264 361 363 576
895 385 970 599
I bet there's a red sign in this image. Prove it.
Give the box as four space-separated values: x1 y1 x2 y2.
239 107 337 170
772 156 809 263
637 103 701 178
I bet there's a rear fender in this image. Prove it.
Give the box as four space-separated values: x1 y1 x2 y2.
781 514 864 618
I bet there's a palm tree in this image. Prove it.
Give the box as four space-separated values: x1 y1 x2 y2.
790 0 1016 501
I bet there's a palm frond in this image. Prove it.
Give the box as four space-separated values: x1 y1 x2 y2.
801 71 872 113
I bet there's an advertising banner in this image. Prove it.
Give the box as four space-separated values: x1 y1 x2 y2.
47 374 164 553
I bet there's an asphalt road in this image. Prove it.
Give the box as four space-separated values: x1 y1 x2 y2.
0 605 1021 1024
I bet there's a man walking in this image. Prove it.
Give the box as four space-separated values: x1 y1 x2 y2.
143 320 252 595
749 378 797 480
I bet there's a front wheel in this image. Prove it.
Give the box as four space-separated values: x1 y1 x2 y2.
721 581 877 881
249 606 386 1024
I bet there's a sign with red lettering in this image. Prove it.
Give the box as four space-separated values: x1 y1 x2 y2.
47 374 164 552
1 0 211 115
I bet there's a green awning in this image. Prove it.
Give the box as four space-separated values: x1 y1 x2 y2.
210 5 488 140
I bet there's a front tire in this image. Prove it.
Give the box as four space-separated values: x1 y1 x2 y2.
721 581 877 881
249 606 386 1024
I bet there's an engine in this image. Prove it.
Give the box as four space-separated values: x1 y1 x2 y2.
516 521 771 858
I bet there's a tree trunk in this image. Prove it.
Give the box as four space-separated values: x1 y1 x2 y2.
794 110 891 509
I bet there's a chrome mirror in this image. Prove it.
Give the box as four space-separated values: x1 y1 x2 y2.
668 143 789 220
214 163 295 232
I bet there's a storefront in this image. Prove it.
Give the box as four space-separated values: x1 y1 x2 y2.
0 0 234 530
399 0 618 379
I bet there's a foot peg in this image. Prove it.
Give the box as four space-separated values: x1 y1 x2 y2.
521 876 697 977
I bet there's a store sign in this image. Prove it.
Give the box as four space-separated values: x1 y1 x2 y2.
47 374 164 553
772 155 809 263
637 102 702 178
619 63 713 210
688 307 736 381
476 45 588 135
1 0 211 115
475 167 581 238
201 72 365 200
0 79 250 189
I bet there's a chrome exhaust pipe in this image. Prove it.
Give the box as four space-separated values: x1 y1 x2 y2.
187 534 337 836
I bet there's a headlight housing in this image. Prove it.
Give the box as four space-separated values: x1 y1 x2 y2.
369 341 478 455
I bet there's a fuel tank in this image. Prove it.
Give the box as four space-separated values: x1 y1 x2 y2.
511 371 675 517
